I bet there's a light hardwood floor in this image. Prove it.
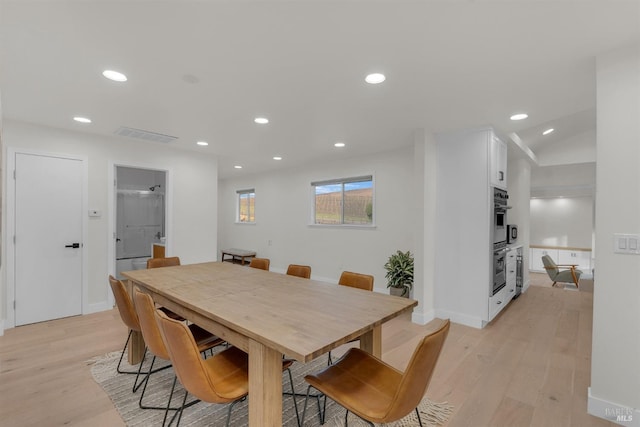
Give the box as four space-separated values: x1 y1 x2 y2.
0 279 611 427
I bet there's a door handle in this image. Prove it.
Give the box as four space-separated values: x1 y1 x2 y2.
65 243 80 248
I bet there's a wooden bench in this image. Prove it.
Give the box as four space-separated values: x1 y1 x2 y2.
221 248 257 265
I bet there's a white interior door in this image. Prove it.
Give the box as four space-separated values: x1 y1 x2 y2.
14 153 83 326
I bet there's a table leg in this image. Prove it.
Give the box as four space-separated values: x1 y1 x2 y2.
359 325 382 358
248 339 283 427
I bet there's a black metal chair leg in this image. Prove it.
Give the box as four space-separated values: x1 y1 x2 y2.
225 397 245 427
169 388 190 427
285 368 301 427
416 407 424 427
163 376 179 427
116 330 142 375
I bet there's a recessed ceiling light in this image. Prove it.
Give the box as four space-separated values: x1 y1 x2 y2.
365 73 386 84
102 70 127 82
542 128 555 135
510 113 528 121
73 116 92 123
254 117 269 124
234 165 243 169
273 156 282 161
334 142 346 148
196 141 209 146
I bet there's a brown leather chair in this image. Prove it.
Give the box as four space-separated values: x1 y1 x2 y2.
109 275 143 376
154 309 300 427
134 289 224 424
146 257 185 321
147 256 181 269
338 271 374 291
249 257 270 270
327 271 375 364
302 319 450 427
286 264 311 279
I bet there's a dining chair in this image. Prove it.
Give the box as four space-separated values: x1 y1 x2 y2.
109 275 144 377
147 256 181 269
326 271 375 364
146 257 185 321
302 319 450 427
338 271 374 291
155 309 301 427
109 275 174 394
134 289 224 426
286 264 312 279
249 257 270 270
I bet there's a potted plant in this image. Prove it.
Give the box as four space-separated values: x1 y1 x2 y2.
384 250 414 297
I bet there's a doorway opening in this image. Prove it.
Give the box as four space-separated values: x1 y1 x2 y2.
114 166 167 279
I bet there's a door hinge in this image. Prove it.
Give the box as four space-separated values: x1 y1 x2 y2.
13 300 16 310
13 170 16 180
13 235 16 244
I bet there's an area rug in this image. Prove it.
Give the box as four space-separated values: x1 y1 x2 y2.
88 350 452 426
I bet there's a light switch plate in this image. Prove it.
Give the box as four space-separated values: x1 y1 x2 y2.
614 233 640 254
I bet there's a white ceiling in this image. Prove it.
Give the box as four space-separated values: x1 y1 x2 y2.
1 1 639 178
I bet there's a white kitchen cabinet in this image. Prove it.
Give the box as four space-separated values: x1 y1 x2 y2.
506 247 518 295
558 249 591 273
490 136 508 190
530 248 559 272
435 127 512 328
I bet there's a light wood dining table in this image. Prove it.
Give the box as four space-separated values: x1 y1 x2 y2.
122 262 417 427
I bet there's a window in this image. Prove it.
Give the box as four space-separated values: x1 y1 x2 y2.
312 176 373 225
237 189 255 223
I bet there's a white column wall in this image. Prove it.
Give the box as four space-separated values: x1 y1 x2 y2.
1 120 219 321
589 43 640 422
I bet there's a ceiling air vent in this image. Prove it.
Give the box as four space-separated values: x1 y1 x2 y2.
114 126 178 144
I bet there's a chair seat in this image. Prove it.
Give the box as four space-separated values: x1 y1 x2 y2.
305 348 402 422
189 324 225 352
198 346 250 402
554 269 582 282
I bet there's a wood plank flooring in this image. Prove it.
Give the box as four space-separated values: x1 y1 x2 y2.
0 279 612 427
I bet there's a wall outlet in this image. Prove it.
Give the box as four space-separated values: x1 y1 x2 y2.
267 240 272 246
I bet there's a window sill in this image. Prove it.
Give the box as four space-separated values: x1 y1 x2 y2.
235 221 256 225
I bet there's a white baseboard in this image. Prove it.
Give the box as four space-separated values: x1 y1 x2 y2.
411 309 435 325
588 387 639 426
85 301 113 315
434 309 484 329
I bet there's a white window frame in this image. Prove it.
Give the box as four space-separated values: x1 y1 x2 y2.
309 175 375 228
236 188 256 224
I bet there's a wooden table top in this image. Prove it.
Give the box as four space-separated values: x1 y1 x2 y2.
123 262 417 362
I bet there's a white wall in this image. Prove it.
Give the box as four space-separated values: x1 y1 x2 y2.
218 146 417 295
529 197 594 249
589 43 640 422
535 129 596 166
1 120 219 324
531 162 595 198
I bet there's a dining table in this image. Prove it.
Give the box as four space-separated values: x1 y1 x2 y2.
122 261 418 427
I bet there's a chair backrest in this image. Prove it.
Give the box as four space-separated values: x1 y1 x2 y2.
541 255 559 279
154 309 247 404
249 257 270 270
133 288 170 360
384 319 450 422
108 275 140 331
147 256 181 269
286 264 311 279
338 271 374 291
